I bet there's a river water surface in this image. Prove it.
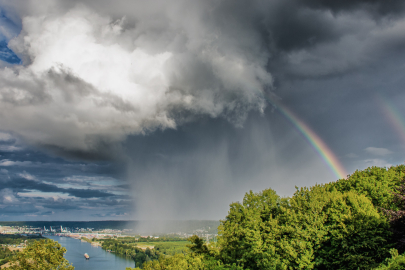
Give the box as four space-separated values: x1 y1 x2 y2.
45 236 135 270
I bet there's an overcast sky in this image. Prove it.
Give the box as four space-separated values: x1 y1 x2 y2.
1 0 405 221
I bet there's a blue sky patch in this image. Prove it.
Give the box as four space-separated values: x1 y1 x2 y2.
0 6 22 64
0 40 21 64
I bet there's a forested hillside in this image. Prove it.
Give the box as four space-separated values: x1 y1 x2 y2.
133 165 405 270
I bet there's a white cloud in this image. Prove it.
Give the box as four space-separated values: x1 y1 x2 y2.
0 145 22 152
0 3 270 154
0 132 13 142
0 189 18 204
0 159 32 166
17 191 70 200
364 147 393 156
363 158 392 168
17 171 36 181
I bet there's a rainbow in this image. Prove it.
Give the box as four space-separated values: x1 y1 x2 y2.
378 96 405 143
262 93 347 179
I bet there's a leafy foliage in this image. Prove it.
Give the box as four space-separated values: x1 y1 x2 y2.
7 239 74 270
187 235 209 255
383 178 405 253
0 247 17 266
218 184 392 269
313 190 391 269
140 253 242 270
102 237 161 267
326 165 405 210
138 236 241 270
328 166 405 255
374 249 405 270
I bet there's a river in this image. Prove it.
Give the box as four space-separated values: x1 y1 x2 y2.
45 236 136 270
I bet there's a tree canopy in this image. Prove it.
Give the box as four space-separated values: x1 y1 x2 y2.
7 239 74 270
218 186 391 270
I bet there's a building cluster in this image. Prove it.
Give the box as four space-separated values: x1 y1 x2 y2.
0 225 124 236
0 225 218 243
0 225 42 235
166 229 218 243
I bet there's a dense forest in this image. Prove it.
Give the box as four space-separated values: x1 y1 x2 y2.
129 165 405 269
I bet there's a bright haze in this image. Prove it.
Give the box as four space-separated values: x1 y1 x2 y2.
1 0 405 221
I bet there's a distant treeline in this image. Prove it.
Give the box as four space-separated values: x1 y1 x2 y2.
101 236 189 267
0 234 44 245
127 165 405 270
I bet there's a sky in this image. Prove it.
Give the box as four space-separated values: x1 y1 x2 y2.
0 0 405 221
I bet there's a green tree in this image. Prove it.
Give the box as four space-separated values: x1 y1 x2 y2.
313 190 391 269
219 188 299 269
374 249 405 270
141 253 241 270
326 165 405 210
187 235 209 255
383 178 405 253
218 186 391 270
8 239 74 270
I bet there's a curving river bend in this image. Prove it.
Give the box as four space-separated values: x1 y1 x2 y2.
45 236 135 270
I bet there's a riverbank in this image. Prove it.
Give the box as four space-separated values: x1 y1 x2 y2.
45 236 134 270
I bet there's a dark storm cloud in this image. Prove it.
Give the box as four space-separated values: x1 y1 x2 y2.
0 204 38 214
41 143 124 162
257 0 405 80
0 133 132 219
0 132 125 182
84 197 132 208
301 0 405 15
0 176 114 198
0 192 132 218
61 187 114 198
0 0 404 159
41 202 79 210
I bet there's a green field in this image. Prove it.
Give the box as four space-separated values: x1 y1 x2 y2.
0 234 44 245
139 241 189 255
